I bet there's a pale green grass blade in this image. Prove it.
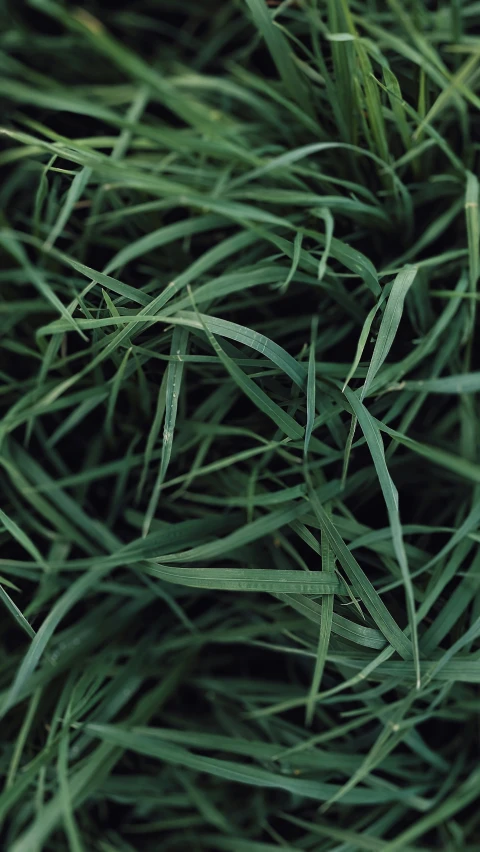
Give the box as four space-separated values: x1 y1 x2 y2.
244 0 312 116
57 728 86 852
105 347 131 441
361 267 418 399
383 66 411 151
143 327 189 536
2 564 113 716
145 566 342 594
304 317 318 457
305 505 334 726
343 288 389 391
276 230 302 293
38 308 308 390
80 723 404 804
102 214 226 276
150 502 309 564
345 389 420 688
44 166 92 250
0 508 48 571
379 421 480 485
306 485 412 660
415 54 479 140
0 586 36 641
190 302 304 441
404 373 480 394
0 231 88 340
5 688 42 790
465 170 479 342
314 208 334 281
277 594 386 649
137 370 168 502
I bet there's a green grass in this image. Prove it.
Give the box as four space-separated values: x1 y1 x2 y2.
1 0 480 848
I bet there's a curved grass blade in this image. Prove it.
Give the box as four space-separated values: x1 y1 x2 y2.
36 309 308 390
44 166 92 250
345 388 420 688
82 723 407 805
0 508 48 572
103 214 226 276
277 594 386 649
0 231 87 340
176 311 307 390
343 288 389 391
1 564 113 717
313 208 334 281
0 586 36 642
276 230 302 293
190 299 304 441
361 266 418 399
145 566 342 594
150 502 309 564
244 0 312 117
404 372 480 394
379 421 480 485
305 484 412 660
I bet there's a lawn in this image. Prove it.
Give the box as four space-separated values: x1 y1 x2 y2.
1 0 480 849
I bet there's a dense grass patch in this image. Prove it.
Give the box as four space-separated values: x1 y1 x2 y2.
1 0 480 848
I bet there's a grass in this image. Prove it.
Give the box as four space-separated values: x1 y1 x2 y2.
1 0 480 848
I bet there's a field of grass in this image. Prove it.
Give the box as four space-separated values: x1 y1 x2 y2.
1 0 480 849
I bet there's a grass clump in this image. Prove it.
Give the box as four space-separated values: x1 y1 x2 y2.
1 0 480 848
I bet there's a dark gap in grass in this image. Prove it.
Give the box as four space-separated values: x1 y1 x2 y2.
6 0 65 37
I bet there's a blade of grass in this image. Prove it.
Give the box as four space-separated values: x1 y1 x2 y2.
344 388 420 688
143 327 189 536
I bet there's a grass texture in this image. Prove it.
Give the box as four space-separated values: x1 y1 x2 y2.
1 0 480 848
